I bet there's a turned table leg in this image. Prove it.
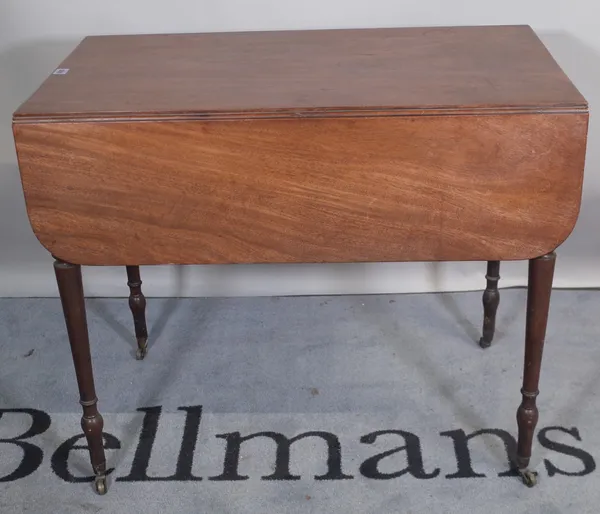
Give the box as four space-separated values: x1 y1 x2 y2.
126 266 148 360
514 251 556 487
54 259 108 494
479 260 500 349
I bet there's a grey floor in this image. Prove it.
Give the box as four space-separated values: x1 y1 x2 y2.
1 289 599 513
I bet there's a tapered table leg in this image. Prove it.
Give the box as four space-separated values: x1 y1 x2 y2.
54 259 108 494
514 251 556 487
479 260 500 348
126 266 148 360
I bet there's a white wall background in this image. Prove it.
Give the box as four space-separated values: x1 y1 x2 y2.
1 1 599 298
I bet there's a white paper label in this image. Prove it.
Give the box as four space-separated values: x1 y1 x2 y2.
53 68 70 75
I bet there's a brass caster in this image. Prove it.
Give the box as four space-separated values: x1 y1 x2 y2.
479 337 491 349
518 469 538 488
94 475 108 495
136 339 148 360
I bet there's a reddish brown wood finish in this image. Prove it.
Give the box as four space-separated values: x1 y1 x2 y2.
516 252 556 473
13 26 586 120
12 26 588 266
480 261 500 349
11 26 590 492
126 266 148 359
53 260 106 484
13 113 588 265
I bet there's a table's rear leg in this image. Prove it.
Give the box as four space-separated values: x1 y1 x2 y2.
479 260 500 348
514 251 556 487
54 259 108 495
126 266 148 360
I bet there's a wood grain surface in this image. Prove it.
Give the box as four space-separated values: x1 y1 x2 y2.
14 113 588 265
14 25 586 121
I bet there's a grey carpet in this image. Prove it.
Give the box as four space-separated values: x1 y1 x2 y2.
1 289 599 513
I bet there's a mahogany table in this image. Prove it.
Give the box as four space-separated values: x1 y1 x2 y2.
12 25 588 494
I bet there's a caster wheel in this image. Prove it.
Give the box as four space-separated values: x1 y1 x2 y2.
519 469 538 488
94 475 108 495
136 346 147 360
479 337 491 349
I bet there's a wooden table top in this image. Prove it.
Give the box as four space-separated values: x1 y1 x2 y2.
14 25 586 122
12 25 589 266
